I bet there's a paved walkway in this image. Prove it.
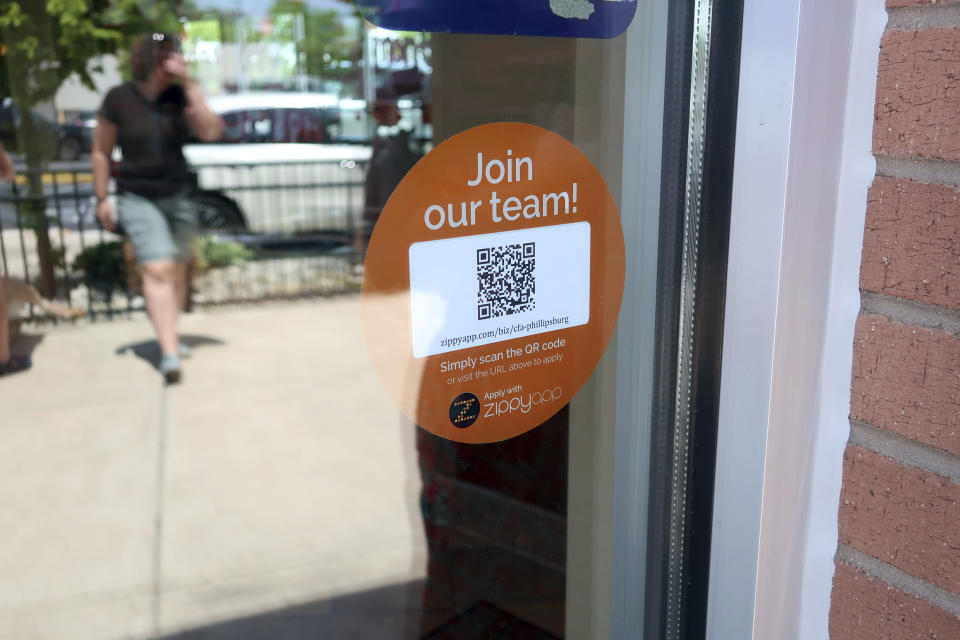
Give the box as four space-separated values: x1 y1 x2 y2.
0 296 427 639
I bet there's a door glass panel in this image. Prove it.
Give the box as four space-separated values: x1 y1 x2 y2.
0 2 674 639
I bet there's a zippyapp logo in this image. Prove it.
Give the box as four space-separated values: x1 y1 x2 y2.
449 392 481 428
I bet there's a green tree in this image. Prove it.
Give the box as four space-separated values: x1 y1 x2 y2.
0 0 186 296
269 0 362 93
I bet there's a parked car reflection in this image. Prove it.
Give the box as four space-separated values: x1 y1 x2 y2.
182 92 429 239
183 92 373 237
0 98 94 161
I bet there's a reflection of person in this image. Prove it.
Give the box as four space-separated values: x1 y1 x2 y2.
0 142 13 182
93 33 223 383
0 141 30 376
354 91 422 266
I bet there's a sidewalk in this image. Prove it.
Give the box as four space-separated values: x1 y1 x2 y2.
0 296 427 639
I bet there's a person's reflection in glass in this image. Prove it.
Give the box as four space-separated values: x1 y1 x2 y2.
92 33 223 384
354 89 422 272
0 140 31 377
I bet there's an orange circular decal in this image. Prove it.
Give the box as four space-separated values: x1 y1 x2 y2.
362 122 625 443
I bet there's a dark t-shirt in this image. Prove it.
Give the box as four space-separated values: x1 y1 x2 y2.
363 129 421 225
99 82 191 199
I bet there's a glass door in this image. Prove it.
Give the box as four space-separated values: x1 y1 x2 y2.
0 1 742 638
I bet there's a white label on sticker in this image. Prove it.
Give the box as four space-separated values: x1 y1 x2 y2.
408 221 590 357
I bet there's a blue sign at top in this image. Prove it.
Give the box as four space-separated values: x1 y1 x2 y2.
355 0 637 39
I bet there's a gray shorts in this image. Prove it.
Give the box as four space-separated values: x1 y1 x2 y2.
118 190 198 264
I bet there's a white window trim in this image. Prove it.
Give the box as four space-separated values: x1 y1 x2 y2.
706 1 886 639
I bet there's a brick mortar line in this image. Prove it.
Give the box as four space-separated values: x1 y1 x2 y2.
848 419 960 483
836 544 960 618
875 155 960 187
887 3 960 29
860 290 960 335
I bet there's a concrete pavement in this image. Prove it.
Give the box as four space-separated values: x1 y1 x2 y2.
0 296 427 639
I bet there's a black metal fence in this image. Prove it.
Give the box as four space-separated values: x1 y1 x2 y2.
0 159 367 323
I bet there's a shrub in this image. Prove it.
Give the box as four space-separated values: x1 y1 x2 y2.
71 241 126 287
194 235 253 270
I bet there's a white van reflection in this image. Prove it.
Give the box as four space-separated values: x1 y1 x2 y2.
183 92 373 239
182 93 429 240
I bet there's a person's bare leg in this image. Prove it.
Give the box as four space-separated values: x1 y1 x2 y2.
173 262 189 311
0 282 10 364
141 260 179 356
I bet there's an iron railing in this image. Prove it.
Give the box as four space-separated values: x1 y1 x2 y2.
0 159 368 323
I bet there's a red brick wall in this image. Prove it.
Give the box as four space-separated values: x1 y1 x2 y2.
830 1 960 637
861 178 960 309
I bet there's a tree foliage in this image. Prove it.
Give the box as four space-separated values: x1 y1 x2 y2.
0 0 189 294
269 0 362 92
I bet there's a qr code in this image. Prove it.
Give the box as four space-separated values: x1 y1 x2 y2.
477 242 535 320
